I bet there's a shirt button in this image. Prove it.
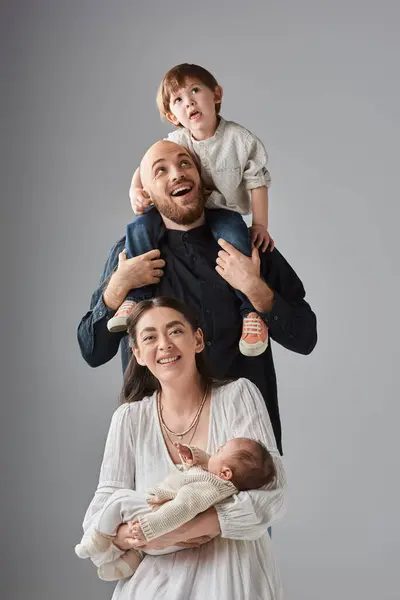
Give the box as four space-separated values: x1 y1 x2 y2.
99 310 103 317
273 316 278 321
183 233 188 241
207 341 212 346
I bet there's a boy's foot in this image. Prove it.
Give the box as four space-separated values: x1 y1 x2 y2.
239 313 269 357
107 300 137 333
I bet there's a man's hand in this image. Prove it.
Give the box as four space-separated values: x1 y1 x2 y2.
249 225 274 253
215 239 261 296
130 187 153 215
215 239 275 312
103 249 165 310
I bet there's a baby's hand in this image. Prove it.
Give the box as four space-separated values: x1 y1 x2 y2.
130 187 153 215
249 225 275 253
175 443 194 465
128 520 147 546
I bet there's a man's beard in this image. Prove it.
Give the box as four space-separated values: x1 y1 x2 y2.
153 185 206 226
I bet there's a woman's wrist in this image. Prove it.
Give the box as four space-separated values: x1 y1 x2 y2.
181 507 221 539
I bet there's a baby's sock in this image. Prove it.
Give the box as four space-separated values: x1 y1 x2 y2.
97 549 143 581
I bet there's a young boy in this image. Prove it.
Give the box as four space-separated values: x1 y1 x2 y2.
75 437 276 581
108 63 273 357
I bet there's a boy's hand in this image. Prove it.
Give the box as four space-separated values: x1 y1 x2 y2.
130 187 153 215
175 443 194 465
249 225 274 252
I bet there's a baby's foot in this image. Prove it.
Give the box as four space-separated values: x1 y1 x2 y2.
98 549 142 581
129 520 146 544
75 530 113 559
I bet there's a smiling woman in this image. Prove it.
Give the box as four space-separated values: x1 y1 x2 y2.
122 296 215 405
77 296 287 599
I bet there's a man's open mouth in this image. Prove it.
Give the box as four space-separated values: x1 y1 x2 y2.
171 185 193 197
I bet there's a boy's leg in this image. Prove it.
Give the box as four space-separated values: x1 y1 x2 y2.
107 209 164 333
206 208 269 357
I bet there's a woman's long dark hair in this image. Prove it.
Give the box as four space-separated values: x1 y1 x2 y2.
120 297 221 404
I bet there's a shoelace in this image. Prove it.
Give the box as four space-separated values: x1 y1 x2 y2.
243 316 264 335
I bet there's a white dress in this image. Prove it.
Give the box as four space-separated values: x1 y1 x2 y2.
82 378 287 600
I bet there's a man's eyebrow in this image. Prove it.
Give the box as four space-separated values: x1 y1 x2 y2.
151 158 165 170
151 153 192 170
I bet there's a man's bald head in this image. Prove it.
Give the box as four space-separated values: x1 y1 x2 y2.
140 141 194 187
139 140 206 228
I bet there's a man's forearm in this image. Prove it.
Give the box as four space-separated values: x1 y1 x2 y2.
103 272 130 310
243 276 275 313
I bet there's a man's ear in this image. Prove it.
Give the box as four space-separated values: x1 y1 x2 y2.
219 466 233 481
194 328 205 354
214 85 223 106
166 112 180 126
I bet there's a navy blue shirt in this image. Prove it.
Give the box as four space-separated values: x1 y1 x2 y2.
77 221 317 453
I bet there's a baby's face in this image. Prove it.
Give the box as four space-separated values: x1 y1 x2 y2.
208 438 248 477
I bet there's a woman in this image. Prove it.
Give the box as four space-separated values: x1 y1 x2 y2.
80 297 287 599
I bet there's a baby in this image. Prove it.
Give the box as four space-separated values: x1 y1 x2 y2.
107 63 273 358
75 437 276 581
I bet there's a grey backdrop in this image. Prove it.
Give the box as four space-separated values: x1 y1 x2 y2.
2 1 399 599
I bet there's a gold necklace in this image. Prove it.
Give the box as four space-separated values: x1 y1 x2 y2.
157 387 208 440
162 416 200 448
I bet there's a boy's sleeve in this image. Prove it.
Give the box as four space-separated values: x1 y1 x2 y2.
242 132 272 190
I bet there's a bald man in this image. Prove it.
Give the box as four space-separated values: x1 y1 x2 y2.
77 141 317 453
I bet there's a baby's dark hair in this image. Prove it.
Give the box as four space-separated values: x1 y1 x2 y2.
229 439 276 491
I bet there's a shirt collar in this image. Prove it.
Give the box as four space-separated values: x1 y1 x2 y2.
162 222 214 249
190 116 226 146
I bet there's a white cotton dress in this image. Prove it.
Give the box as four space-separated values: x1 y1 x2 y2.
81 378 287 600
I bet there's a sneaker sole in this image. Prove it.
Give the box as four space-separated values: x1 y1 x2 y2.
239 339 269 357
107 318 128 333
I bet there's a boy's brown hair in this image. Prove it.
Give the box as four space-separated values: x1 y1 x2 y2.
156 63 221 124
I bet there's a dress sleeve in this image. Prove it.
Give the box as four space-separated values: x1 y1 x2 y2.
215 379 287 540
82 403 136 534
242 132 272 190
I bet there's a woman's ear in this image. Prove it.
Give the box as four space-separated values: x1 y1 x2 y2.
194 328 205 353
219 466 233 481
166 112 180 126
132 345 146 366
